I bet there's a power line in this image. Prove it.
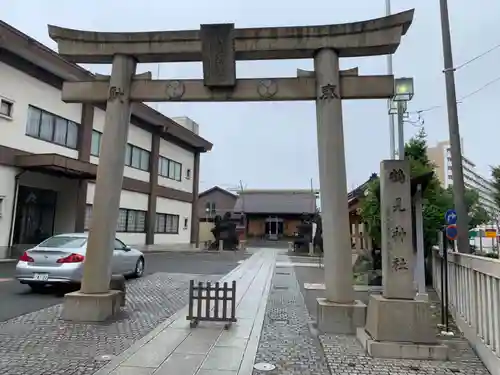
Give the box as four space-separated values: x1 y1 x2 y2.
409 40 500 115
458 75 500 101
410 73 500 115
453 42 500 71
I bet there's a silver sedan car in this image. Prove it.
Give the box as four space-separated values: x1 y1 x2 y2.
15 233 145 291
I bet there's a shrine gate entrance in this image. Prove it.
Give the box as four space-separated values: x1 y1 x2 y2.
48 9 415 323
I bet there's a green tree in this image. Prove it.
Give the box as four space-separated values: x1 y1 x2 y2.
360 129 448 255
360 129 491 257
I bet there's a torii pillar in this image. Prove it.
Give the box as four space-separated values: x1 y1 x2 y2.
48 9 415 323
313 48 367 333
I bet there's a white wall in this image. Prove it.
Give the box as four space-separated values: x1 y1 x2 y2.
91 108 151 183
0 62 81 158
86 182 148 245
155 197 192 244
0 165 20 257
158 138 194 193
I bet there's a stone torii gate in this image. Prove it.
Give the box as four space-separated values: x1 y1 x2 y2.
48 9 414 324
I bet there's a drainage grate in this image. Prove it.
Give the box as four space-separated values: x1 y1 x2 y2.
276 272 290 275
274 286 289 290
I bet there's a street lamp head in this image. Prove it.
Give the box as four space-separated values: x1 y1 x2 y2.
393 77 414 102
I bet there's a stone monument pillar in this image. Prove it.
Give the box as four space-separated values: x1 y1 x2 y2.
62 55 137 322
358 160 447 359
380 160 414 300
314 48 365 334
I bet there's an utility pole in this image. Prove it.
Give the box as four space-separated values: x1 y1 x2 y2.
439 0 469 253
385 0 396 159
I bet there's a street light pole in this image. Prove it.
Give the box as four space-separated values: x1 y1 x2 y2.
386 0 396 159
397 101 405 160
439 0 470 253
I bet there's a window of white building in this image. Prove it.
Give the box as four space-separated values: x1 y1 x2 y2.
0 98 14 119
26 106 78 148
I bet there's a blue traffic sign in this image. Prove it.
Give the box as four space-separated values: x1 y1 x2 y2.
446 224 458 241
445 209 457 225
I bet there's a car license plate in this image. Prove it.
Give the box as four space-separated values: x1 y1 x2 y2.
33 273 49 281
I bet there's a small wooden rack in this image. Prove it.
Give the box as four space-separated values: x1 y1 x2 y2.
187 280 237 329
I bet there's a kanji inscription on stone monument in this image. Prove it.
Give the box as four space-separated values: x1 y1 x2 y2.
393 197 406 212
380 159 414 300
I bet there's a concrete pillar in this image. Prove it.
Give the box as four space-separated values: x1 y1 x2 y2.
190 151 200 247
146 134 160 245
81 55 137 294
414 184 428 301
75 104 94 232
314 48 354 304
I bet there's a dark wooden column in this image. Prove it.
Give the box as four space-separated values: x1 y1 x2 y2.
190 151 200 247
75 104 94 232
146 133 160 245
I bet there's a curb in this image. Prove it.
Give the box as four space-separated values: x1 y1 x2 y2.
141 249 251 255
0 259 16 263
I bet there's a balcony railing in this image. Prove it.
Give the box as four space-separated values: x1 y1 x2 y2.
433 250 500 375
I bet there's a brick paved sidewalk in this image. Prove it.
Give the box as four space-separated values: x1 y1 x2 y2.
0 272 218 375
251 256 330 375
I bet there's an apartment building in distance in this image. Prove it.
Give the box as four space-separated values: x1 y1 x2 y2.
0 21 212 258
427 140 498 217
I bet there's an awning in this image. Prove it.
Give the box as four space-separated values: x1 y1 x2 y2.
15 154 96 179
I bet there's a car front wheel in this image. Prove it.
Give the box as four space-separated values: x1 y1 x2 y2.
133 257 145 278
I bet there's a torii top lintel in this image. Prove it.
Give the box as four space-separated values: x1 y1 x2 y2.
48 9 414 64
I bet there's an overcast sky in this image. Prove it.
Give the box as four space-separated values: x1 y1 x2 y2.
3 0 499 192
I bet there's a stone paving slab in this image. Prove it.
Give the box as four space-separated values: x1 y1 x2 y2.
98 249 276 375
0 272 218 375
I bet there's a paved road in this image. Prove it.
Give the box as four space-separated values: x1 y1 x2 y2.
0 251 247 322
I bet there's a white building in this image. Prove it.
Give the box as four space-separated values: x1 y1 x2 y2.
0 21 212 259
427 140 498 218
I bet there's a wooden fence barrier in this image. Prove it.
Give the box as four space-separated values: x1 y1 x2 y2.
187 280 237 329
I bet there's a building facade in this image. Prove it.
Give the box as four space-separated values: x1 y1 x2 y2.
233 190 317 240
0 21 212 258
197 186 238 222
427 140 498 217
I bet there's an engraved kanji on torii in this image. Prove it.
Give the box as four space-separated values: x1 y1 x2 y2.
48 10 414 103
47 10 415 323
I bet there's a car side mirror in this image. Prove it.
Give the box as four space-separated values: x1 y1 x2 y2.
123 245 131 251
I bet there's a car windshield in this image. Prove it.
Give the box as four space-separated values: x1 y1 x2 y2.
38 236 87 249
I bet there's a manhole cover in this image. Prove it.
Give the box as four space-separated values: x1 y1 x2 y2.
254 362 276 371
